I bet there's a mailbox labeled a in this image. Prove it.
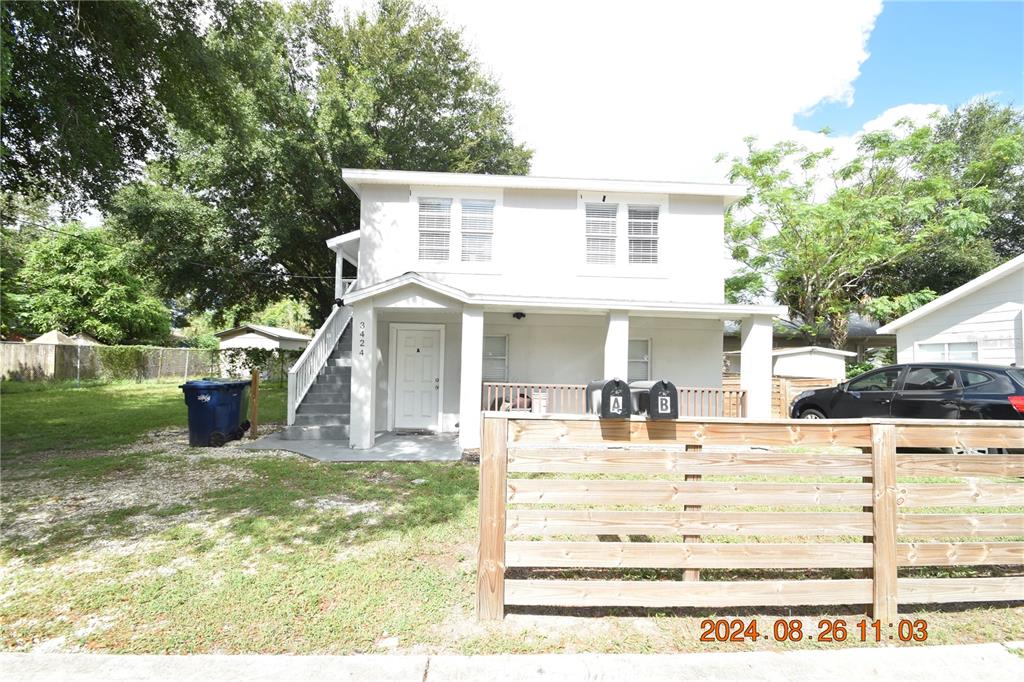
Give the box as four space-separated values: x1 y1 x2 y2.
587 379 632 419
647 379 678 420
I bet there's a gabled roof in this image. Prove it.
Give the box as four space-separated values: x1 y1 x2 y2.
877 253 1024 333
341 168 747 206
343 272 787 318
772 346 857 358
214 323 311 342
29 330 76 345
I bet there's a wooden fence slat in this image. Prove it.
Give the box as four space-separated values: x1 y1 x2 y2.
896 454 1024 478
507 510 872 537
507 419 874 447
504 579 873 608
506 479 873 506
896 513 1024 537
871 424 898 623
900 483 1024 507
897 577 1024 604
507 448 871 475
895 424 1024 449
897 542 1024 566
477 418 508 620
506 541 873 568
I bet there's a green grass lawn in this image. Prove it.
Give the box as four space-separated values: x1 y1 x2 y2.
1 380 286 457
1 382 1021 654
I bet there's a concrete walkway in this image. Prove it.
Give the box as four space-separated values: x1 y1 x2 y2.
4 643 1023 681
243 431 462 462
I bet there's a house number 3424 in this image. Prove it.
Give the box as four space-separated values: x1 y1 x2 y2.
359 321 366 356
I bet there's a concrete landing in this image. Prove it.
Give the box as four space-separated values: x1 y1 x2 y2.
243 431 462 462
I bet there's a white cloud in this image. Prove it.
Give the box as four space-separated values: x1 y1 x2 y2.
334 0 884 182
861 102 949 132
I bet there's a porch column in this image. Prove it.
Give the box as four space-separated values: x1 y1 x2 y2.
459 305 484 451
334 248 344 300
349 300 376 449
740 314 773 419
603 310 629 379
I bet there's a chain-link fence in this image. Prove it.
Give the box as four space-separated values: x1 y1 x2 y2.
1 343 300 384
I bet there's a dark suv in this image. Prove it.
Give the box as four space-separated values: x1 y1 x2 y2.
790 363 1024 420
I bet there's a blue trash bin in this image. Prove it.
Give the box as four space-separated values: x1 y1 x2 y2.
180 379 252 447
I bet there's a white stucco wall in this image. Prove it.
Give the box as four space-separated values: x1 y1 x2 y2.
218 332 307 352
772 351 849 381
893 267 1024 365
354 184 726 304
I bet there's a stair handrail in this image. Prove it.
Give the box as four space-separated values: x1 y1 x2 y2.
287 304 352 425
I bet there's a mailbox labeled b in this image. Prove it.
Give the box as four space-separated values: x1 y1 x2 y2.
647 379 678 420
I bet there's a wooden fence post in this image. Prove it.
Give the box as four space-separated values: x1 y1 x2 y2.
871 423 898 623
478 416 508 620
683 443 701 581
249 370 260 439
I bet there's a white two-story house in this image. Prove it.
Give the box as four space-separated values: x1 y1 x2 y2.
285 169 786 451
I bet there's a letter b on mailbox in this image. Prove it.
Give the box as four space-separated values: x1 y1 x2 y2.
647 380 678 420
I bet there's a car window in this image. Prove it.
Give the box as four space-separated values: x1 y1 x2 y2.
960 370 993 388
1008 368 1024 388
902 367 957 391
848 368 901 392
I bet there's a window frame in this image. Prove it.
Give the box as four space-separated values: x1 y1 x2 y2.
411 188 503 267
628 337 652 383
900 366 960 392
915 340 980 362
847 367 903 393
578 192 667 270
627 204 660 265
416 196 452 262
482 334 509 382
460 198 496 263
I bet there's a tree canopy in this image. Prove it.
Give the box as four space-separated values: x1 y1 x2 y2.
14 225 171 344
112 0 532 324
721 103 1020 347
0 0 228 210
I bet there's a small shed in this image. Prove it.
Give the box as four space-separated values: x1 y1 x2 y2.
29 330 76 345
771 346 856 382
215 324 311 352
70 332 102 346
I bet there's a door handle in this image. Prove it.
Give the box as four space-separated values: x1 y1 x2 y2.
939 400 958 406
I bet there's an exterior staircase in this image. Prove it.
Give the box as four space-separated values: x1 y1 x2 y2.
281 323 352 441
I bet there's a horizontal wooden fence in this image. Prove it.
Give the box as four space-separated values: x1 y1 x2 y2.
482 383 746 417
478 414 1024 620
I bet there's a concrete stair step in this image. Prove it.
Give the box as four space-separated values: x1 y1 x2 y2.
307 382 350 393
328 357 352 367
293 414 349 427
297 402 349 415
300 393 350 404
280 424 350 441
320 366 351 376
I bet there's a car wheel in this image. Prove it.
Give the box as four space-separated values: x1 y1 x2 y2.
799 408 826 419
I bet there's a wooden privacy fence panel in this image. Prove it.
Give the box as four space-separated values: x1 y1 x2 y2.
724 375 837 418
478 414 1024 621
481 382 746 417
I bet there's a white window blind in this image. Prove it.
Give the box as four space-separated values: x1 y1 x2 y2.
418 197 451 260
461 199 495 262
628 339 650 382
585 202 617 264
483 335 508 381
628 205 659 264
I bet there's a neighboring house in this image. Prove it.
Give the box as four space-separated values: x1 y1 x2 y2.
215 323 311 352
289 168 786 451
771 346 856 382
877 253 1024 366
29 330 76 345
70 332 101 346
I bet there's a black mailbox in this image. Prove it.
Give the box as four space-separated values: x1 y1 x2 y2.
630 380 679 420
586 379 632 419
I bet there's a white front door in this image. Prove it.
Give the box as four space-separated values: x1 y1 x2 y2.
394 327 442 429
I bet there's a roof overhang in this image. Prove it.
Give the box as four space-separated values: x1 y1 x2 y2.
341 168 747 207
326 231 360 266
877 252 1024 333
772 346 858 358
343 273 786 319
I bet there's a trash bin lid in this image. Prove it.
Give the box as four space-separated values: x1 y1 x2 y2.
181 379 250 390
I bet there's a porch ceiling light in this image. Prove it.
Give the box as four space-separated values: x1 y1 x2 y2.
513 312 526 320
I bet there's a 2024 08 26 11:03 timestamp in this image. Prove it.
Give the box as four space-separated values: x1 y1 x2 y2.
699 618 929 643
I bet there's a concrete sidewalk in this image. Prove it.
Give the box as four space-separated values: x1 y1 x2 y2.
3 643 1023 682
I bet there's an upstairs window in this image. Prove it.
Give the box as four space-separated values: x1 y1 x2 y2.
585 202 617 264
628 205 659 264
461 199 495 262
418 198 451 260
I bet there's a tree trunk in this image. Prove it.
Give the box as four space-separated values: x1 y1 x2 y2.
828 312 849 350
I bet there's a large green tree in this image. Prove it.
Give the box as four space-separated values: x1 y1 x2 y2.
0 0 228 210
723 117 993 348
18 225 171 344
113 0 531 324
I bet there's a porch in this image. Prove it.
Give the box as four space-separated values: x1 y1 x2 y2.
481 382 746 417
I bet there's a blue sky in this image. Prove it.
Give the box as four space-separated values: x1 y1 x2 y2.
800 1 1024 135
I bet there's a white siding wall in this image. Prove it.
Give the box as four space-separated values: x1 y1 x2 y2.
355 185 726 304
894 268 1024 366
772 352 848 381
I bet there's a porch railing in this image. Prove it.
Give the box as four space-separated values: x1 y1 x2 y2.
481 382 747 418
287 304 352 425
